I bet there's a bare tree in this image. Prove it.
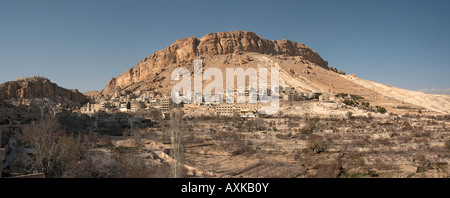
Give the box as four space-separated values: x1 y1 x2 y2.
64 155 123 178
168 109 185 178
149 108 163 121
18 116 86 177
308 134 326 154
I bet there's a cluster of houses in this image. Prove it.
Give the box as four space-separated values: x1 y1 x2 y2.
0 96 89 134
0 100 47 132
279 86 336 102
88 111 153 135
80 96 174 114
81 85 336 118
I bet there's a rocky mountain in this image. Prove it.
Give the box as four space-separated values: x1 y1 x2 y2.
101 31 344 96
0 76 88 104
100 31 450 114
83 91 99 98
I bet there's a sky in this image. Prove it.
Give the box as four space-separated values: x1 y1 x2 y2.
0 0 449 92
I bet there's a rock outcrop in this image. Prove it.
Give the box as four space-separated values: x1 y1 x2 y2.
0 76 88 104
101 31 342 96
83 91 99 98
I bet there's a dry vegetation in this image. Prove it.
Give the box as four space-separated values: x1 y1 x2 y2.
180 114 450 178
4 111 450 178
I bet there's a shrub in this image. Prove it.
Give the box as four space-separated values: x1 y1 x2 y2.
350 95 364 100
376 106 387 114
18 117 89 178
64 155 124 178
343 99 355 106
313 160 342 178
308 135 326 154
335 93 348 98
445 140 450 150
361 102 370 108
346 111 353 118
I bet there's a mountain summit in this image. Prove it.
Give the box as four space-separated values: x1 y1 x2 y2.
101 31 344 96
0 76 88 104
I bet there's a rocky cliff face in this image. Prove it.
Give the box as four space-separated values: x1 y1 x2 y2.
101 31 341 96
0 77 88 104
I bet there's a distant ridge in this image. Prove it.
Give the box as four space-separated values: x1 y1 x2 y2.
417 88 450 95
0 76 88 104
84 91 99 98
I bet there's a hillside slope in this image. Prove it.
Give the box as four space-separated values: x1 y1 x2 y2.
100 31 449 114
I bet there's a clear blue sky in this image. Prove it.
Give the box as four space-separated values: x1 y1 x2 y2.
1 0 449 92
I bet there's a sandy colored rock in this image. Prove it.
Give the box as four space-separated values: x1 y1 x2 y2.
99 31 449 114
101 31 338 96
83 90 99 98
0 76 88 104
